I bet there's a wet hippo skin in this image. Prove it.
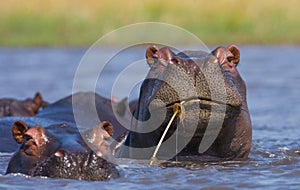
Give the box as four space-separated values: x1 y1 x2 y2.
2 92 130 181
118 45 252 162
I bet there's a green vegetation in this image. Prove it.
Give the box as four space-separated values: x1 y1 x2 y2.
0 0 299 46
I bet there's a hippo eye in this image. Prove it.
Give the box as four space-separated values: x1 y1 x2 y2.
227 56 234 63
24 134 33 141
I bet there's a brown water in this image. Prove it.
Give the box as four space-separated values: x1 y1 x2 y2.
0 46 299 189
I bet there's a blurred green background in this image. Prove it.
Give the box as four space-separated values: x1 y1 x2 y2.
1 0 299 46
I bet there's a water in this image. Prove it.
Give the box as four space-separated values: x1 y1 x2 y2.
0 46 299 189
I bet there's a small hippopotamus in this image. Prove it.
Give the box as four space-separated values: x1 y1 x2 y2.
2 92 130 181
6 120 118 181
0 93 48 117
118 45 252 162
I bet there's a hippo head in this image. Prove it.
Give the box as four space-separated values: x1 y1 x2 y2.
6 120 119 181
0 93 47 117
123 45 252 161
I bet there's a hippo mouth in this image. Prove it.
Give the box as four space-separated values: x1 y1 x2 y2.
145 96 242 160
153 96 239 118
149 96 241 142
33 151 119 181
165 97 230 109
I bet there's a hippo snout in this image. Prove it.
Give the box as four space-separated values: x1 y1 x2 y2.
33 151 119 181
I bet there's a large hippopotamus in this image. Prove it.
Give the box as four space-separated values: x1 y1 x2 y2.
1 92 130 181
0 93 48 117
117 45 252 162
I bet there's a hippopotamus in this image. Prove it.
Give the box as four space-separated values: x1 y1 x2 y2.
0 93 48 117
2 92 130 181
117 45 252 162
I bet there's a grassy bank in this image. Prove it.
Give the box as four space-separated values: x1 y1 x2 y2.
0 0 300 46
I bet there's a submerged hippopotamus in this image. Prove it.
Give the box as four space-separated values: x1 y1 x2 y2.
0 93 48 117
3 92 130 181
117 45 252 162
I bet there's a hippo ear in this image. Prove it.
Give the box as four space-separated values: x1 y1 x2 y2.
12 120 30 144
212 45 240 67
146 46 177 66
227 45 240 66
34 92 43 107
145 45 159 66
34 92 48 109
101 121 114 137
26 92 44 115
157 47 177 65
